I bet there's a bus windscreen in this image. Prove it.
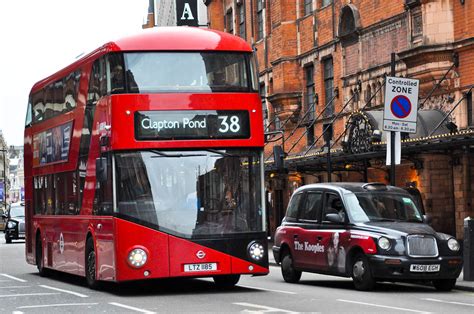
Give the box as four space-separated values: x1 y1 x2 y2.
115 149 263 238
121 52 255 93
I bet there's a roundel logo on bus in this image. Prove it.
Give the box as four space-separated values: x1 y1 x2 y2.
59 233 64 254
196 250 206 259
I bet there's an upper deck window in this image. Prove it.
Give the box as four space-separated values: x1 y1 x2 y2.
122 52 256 93
31 70 81 124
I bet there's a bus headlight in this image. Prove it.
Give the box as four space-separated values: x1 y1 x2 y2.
377 237 391 250
248 241 265 261
127 248 148 268
447 238 460 251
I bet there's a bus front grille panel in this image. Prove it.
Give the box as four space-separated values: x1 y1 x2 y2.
406 235 438 257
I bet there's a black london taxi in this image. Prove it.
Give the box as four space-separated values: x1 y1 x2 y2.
272 183 463 291
2 203 25 243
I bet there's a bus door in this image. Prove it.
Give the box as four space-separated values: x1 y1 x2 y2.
92 154 116 281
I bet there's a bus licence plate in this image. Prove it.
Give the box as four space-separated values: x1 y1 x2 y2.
409 264 440 272
184 263 217 272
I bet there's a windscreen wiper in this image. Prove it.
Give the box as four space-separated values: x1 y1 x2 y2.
204 149 234 157
150 150 205 158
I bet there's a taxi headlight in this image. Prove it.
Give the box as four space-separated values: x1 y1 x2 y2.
7 221 15 229
248 241 265 261
447 238 460 251
127 248 148 268
377 237 391 250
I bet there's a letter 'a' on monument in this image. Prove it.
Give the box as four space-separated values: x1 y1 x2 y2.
176 0 198 26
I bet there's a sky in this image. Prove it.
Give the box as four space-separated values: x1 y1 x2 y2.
0 0 149 146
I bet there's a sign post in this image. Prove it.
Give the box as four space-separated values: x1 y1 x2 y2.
383 53 419 185
383 78 419 133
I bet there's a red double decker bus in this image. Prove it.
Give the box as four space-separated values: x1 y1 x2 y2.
24 27 268 288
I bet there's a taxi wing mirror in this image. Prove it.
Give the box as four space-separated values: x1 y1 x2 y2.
423 214 432 224
325 213 344 224
1 213 7 220
96 157 108 182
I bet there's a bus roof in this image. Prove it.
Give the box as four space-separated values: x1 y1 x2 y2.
31 27 253 93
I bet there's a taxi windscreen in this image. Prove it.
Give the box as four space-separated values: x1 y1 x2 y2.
345 192 424 223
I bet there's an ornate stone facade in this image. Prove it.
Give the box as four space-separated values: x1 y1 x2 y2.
205 0 474 238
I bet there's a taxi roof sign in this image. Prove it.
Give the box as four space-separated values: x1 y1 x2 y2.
383 76 419 133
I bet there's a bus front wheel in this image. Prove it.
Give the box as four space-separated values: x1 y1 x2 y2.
85 237 100 289
213 274 240 289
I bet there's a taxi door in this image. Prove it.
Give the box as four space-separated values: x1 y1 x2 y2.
294 190 324 270
318 192 349 274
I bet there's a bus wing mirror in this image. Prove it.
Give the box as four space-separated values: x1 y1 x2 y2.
96 157 108 182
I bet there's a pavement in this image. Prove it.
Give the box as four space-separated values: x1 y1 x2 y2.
267 241 474 292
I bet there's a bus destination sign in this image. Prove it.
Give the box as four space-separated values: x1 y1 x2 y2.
135 110 250 140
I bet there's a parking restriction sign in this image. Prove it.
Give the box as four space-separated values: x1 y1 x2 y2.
383 76 419 133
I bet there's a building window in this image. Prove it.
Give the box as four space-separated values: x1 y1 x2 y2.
305 65 315 121
468 91 473 127
238 3 246 39
323 58 334 117
412 10 423 39
273 107 281 130
307 125 315 146
257 0 264 40
321 0 332 7
365 84 372 108
226 9 233 34
304 0 312 15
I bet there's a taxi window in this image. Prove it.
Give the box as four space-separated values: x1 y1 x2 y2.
286 193 303 220
299 192 322 221
323 193 346 223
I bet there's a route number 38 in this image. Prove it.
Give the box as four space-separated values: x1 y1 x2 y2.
218 115 240 133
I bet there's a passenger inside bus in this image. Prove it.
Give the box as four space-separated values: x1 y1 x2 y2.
111 65 124 93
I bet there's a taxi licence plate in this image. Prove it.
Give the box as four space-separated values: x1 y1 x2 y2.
184 263 217 272
409 264 440 272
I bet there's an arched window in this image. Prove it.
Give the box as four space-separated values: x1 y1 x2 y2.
338 4 361 39
365 84 372 108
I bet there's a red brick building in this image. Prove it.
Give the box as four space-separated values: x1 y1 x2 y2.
205 0 474 239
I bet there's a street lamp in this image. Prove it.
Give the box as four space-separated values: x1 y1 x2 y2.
0 148 7 209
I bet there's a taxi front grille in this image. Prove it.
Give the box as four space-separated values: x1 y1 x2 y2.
19 222 25 233
406 235 438 257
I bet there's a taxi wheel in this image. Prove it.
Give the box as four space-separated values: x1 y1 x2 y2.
351 253 375 291
281 251 301 283
85 238 100 289
213 274 240 289
432 279 456 291
5 235 11 244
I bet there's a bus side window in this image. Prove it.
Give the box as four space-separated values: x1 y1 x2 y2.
33 176 47 215
32 91 44 123
55 172 78 215
25 98 33 126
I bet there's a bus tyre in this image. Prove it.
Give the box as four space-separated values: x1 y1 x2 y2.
36 235 48 277
351 253 375 291
213 274 240 289
281 251 301 283
433 279 456 291
85 237 100 289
